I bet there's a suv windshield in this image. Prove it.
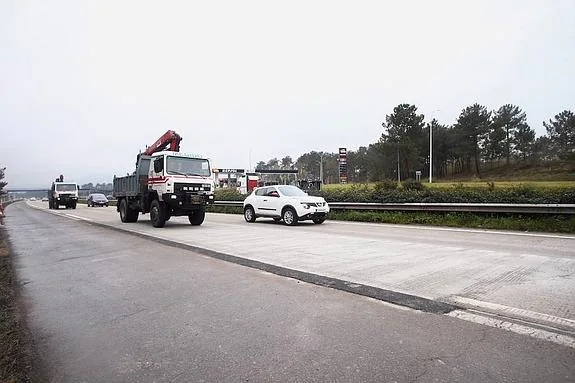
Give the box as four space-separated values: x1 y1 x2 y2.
278 186 307 197
55 183 77 192
167 157 211 176
91 194 106 199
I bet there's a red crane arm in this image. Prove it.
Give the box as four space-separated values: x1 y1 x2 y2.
143 130 183 156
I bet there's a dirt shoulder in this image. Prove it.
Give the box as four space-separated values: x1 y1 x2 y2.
0 227 32 383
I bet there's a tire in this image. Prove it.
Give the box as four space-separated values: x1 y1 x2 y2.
150 199 167 228
119 199 129 222
71 202 77 209
313 217 326 224
119 199 139 223
244 206 256 223
53 202 59 210
282 207 298 226
188 208 206 226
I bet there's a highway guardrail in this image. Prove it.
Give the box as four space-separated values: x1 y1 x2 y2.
212 201 575 215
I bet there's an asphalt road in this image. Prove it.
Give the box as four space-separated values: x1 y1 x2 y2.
26 200 575 331
5 202 575 382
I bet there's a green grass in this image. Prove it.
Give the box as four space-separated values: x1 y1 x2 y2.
427 181 575 189
322 180 575 192
328 210 575 233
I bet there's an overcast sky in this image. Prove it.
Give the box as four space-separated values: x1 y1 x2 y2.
1 0 574 188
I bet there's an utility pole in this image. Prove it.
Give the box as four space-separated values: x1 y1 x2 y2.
429 121 433 183
429 109 440 183
319 152 324 184
397 146 401 183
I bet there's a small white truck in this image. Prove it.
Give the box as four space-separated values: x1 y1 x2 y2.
113 130 215 228
48 175 79 209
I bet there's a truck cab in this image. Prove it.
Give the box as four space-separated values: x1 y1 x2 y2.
148 151 214 207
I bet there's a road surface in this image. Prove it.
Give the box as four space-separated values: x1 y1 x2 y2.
3 202 575 381
28 201 575 329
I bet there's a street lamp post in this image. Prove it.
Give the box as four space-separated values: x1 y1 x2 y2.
429 109 440 183
397 145 401 183
429 122 433 183
319 152 324 184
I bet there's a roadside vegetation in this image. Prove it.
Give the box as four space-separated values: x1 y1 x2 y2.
208 185 575 233
0 229 31 383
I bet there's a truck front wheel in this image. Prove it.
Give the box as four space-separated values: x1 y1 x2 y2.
150 200 167 228
188 208 205 226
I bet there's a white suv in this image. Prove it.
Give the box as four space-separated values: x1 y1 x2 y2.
243 185 330 226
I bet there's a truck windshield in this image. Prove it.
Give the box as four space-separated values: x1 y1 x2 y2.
167 157 210 177
55 184 77 192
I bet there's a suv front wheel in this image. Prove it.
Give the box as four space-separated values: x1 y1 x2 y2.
282 207 298 226
244 206 256 223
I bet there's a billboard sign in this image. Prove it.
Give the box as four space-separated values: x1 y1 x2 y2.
338 147 347 183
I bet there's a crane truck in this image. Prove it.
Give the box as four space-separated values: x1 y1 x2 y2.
48 175 79 209
113 130 215 228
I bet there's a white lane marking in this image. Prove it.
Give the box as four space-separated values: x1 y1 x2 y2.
64 214 93 222
448 310 575 349
447 296 575 331
327 219 575 240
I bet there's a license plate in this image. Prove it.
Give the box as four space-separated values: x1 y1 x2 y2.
189 195 202 204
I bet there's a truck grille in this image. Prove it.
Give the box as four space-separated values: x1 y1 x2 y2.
174 183 208 194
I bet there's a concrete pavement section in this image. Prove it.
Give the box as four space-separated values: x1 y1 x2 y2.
5 203 575 382
25 201 575 340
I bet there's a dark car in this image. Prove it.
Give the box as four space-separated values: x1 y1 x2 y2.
87 193 109 207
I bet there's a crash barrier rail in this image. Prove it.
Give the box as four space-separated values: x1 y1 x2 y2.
212 201 575 215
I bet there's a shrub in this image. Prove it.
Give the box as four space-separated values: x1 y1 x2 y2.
373 179 398 192
214 188 246 201
401 179 425 191
213 184 575 205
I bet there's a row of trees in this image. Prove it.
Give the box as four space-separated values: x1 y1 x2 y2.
80 182 113 191
0 167 7 199
256 105 574 182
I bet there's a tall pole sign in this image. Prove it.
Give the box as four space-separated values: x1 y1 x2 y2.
338 147 347 184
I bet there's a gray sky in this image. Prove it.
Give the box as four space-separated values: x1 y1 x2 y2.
1 0 574 188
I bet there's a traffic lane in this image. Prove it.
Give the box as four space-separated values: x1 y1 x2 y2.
38 201 575 257
29 201 575 322
209 212 575 258
7 203 575 382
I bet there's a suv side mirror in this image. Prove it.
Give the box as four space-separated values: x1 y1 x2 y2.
153 158 164 173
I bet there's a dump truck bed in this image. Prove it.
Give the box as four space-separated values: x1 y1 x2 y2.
113 155 151 198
